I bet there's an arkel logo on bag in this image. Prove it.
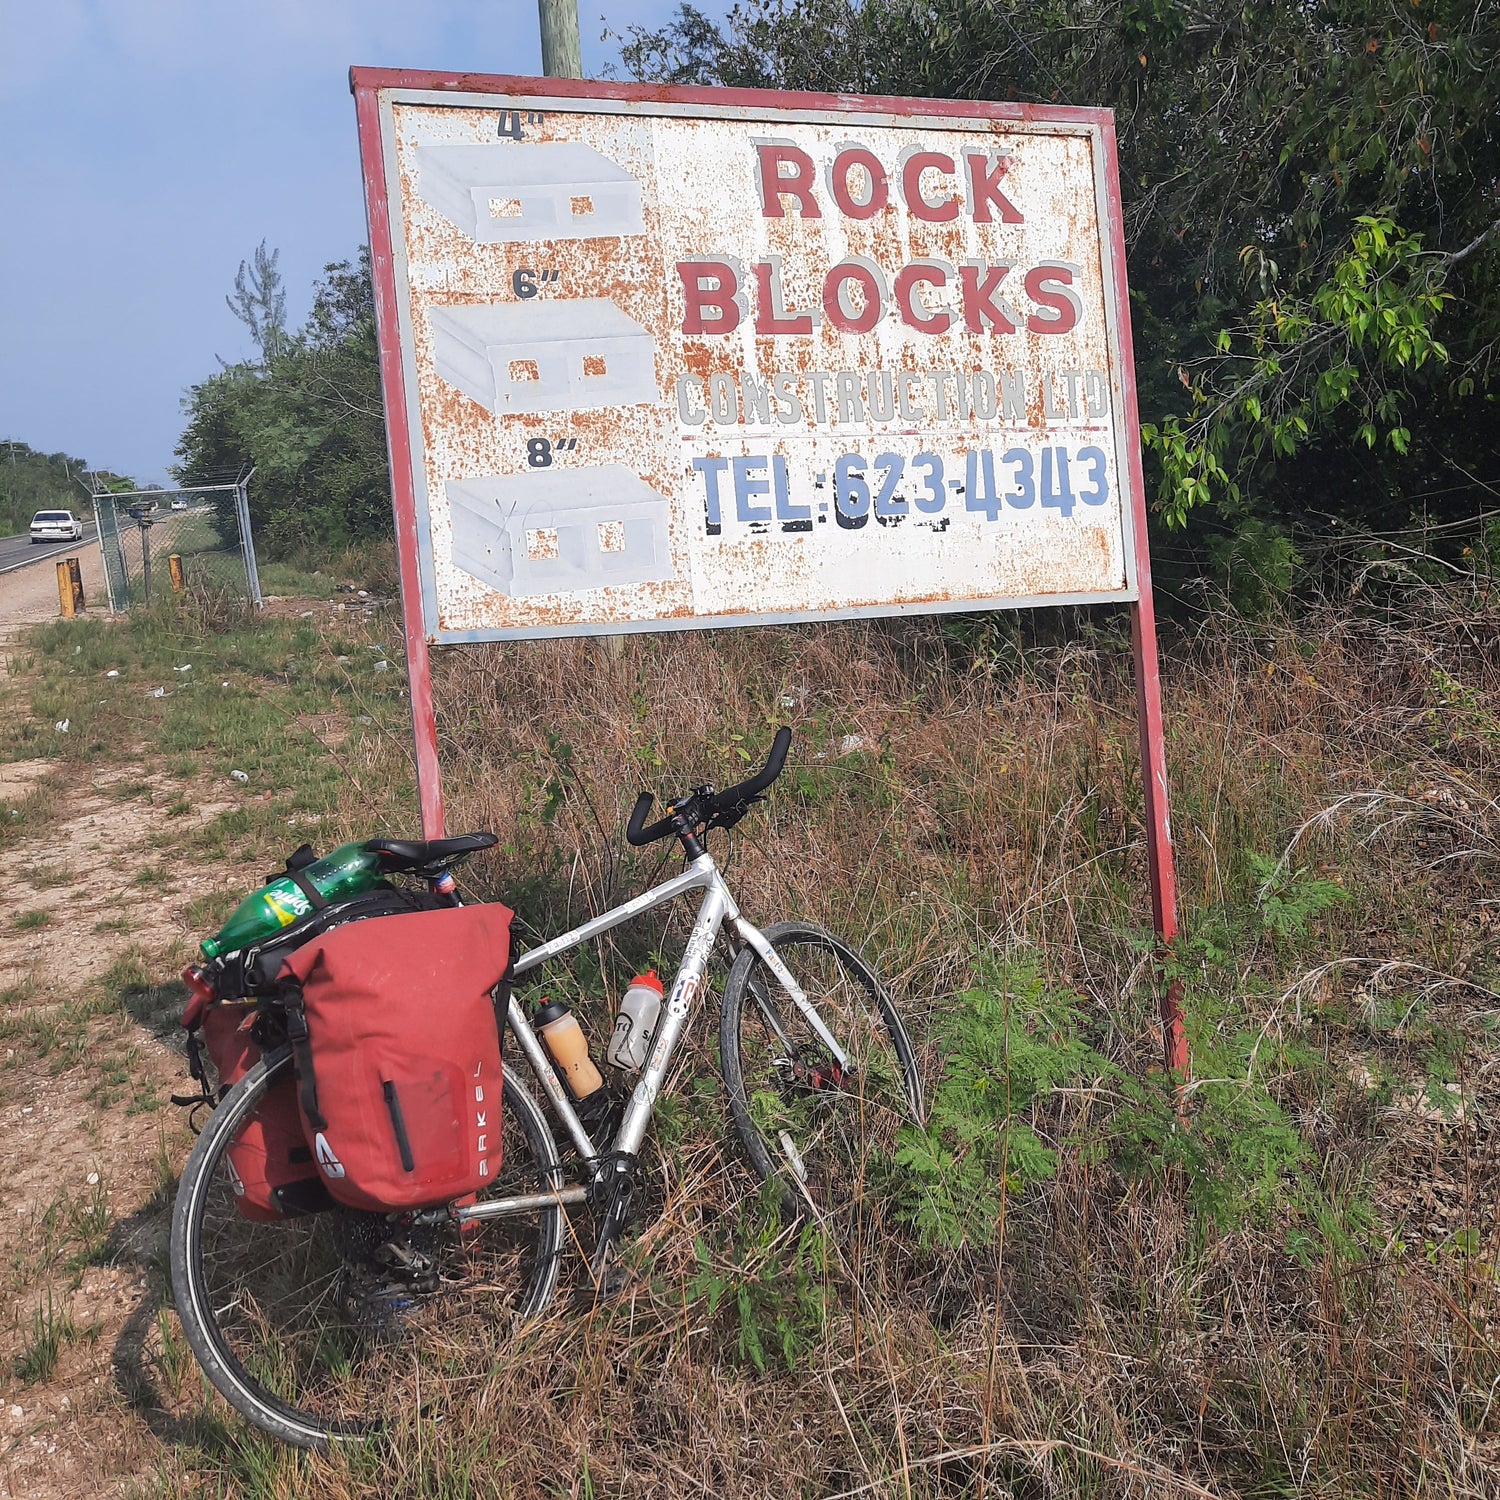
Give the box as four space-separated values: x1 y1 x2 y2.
474 1060 490 1179
314 1133 346 1179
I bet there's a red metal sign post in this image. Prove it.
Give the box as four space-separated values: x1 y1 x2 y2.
351 70 1187 1079
354 79 446 838
1100 116 1189 1079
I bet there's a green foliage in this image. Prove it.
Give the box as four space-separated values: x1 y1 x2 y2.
1249 853 1348 943
1107 858 1349 1233
892 959 1106 1247
0 440 134 538
688 1206 829 1372
1146 216 1455 527
225 239 288 363
894 847 1349 1248
891 941 1326 1247
1108 1031 1312 1234
176 250 390 560
15 1290 74 1384
623 1 1500 597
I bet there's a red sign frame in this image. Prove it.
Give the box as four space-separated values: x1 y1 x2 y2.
350 67 1186 1078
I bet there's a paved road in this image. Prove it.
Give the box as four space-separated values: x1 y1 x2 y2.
0 522 100 577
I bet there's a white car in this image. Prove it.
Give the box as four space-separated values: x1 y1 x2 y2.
29 510 84 544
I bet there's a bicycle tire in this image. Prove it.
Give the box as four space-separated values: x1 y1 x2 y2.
719 922 923 1233
170 1044 565 1449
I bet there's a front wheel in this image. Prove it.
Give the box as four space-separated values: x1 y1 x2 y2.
170 1045 565 1449
720 923 923 1236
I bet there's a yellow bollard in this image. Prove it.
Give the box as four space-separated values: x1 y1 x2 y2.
168 553 185 592
56 560 76 618
66 557 84 613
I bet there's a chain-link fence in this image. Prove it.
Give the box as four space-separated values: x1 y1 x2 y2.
93 481 262 611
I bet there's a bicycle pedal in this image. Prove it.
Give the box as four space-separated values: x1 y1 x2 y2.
595 1261 632 1304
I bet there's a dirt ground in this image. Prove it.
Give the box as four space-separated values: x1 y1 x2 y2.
0 553 259 1499
0 544 107 669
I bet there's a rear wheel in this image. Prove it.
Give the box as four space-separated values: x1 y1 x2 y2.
720 923 922 1237
170 1046 564 1449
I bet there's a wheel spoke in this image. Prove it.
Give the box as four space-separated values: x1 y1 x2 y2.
171 1049 564 1447
722 925 920 1238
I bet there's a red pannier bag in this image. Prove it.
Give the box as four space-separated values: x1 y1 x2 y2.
277 903 514 1213
190 1001 328 1222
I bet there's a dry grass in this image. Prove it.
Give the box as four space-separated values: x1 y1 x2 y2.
149 583 1500 1498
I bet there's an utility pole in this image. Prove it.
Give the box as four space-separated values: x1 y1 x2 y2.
538 0 583 78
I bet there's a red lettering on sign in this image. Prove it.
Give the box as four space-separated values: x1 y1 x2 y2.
753 263 814 336
958 263 1018 333
1025 263 1082 334
823 261 884 334
902 151 958 223
678 260 741 335
965 154 1024 224
893 263 951 334
756 144 820 219
829 147 888 220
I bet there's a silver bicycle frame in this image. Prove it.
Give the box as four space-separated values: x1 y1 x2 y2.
457 852 850 1224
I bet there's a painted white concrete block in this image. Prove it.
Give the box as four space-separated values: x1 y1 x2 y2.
429 299 658 415
448 467 673 596
417 142 645 243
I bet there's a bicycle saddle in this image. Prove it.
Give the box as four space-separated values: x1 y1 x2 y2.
366 832 497 870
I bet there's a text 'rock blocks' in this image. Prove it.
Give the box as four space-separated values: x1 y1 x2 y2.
416 142 646 243
448 468 673 597
428 300 658 416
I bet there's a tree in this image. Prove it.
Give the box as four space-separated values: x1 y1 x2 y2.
622 2 1500 599
178 250 390 558
226 240 288 364
0 442 134 538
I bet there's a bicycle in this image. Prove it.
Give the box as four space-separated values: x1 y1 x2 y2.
169 727 924 1449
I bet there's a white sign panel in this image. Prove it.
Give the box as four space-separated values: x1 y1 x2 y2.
364 80 1142 640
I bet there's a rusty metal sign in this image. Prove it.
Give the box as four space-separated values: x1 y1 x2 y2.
357 76 1145 642
352 73 1185 1080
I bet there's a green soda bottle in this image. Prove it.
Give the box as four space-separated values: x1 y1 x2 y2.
200 841 386 959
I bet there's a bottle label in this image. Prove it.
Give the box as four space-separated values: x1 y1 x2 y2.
265 886 312 927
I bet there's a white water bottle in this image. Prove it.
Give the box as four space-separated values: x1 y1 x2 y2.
606 970 664 1072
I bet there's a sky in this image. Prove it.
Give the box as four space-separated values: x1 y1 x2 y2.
0 0 696 486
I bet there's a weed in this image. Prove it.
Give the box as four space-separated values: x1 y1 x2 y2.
15 1290 75 1383
61 1176 114 1273
892 958 1104 1248
689 1206 829 1374
1251 851 1348 941
155 1308 194 1401
11 908 50 930
0 1006 60 1056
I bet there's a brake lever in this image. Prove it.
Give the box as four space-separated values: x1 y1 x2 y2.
705 792 763 835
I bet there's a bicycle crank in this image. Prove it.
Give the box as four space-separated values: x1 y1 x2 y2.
585 1150 639 1303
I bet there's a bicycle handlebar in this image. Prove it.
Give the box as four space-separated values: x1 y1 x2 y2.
626 726 793 847
720 724 793 807
625 794 676 847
